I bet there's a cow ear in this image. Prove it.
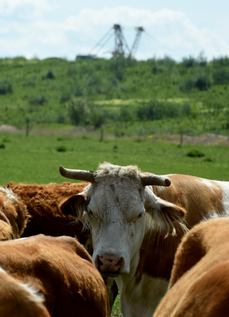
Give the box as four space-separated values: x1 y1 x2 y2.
159 201 186 218
59 194 87 219
144 188 188 235
158 200 188 235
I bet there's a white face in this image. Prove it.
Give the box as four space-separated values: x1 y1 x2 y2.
84 178 147 276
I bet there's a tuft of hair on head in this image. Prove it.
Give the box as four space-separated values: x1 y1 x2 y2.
96 162 141 180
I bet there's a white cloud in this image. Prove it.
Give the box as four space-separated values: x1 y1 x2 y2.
0 0 53 18
62 7 229 60
0 4 229 60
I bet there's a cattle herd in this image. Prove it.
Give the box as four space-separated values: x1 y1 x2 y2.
0 161 229 316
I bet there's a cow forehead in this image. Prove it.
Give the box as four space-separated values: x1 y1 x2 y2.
88 178 144 215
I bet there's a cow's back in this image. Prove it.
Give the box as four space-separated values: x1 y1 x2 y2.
153 174 228 227
0 267 51 317
154 217 229 317
0 235 109 317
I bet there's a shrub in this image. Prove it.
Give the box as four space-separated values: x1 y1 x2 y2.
106 56 134 81
212 56 229 67
56 145 67 152
180 76 196 91
85 73 103 95
0 144 5 149
0 80 12 94
67 98 90 126
136 100 184 121
181 102 191 117
73 83 84 97
2 137 10 142
67 66 78 75
23 81 36 87
152 65 163 74
204 157 213 162
137 100 163 121
42 70 55 79
29 95 48 105
90 109 106 129
196 52 207 67
180 74 211 91
195 74 211 90
57 113 67 124
186 149 205 158
60 92 71 103
119 106 133 122
213 68 229 84
181 56 196 68
156 55 176 68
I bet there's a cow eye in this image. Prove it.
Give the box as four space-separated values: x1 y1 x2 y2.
87 208 98 219
137 213 144 220
131 212 144 223
87 208 94 216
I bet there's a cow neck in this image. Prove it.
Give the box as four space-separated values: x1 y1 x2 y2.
134 223 184 284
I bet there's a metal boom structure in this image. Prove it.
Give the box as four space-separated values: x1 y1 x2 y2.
129 26 144 58
88 24 144 59
113 24 131 57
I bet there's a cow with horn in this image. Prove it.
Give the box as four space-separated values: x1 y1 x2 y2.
59 162 229 317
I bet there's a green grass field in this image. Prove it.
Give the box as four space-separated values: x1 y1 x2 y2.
0 132 228 316
0 133 228 185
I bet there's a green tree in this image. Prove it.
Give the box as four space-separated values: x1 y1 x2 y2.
68 98 90 125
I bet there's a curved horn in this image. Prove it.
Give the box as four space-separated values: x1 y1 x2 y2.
140 173 171 187
59 165 95 183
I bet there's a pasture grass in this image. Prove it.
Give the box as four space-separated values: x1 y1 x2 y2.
0 132 228 316
0 133 228 185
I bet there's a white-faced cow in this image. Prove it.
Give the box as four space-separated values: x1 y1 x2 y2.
0 234 109 317
154 215 229 317
59 162 229 317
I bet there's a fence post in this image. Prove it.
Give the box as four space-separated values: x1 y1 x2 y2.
26 118 30 136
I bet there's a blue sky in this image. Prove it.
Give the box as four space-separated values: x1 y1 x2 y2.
0 0 229 61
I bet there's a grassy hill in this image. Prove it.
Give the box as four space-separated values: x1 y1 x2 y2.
0 55 229 138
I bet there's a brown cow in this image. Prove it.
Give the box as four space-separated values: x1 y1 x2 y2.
154 215 229 317
0 234 109 317
0 267 51 317
6 182 89 242
3 182 118 313
152 174 229 228
59 163 229 317
0 187 29 240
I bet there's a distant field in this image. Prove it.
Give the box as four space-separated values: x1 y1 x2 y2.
1 56 229 138
0 132 228 185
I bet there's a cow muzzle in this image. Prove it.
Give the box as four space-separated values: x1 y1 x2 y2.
96 254 124 277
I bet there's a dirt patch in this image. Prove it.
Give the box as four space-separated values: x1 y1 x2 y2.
0 125 22 134
0 125 229 146
155 133 229 146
